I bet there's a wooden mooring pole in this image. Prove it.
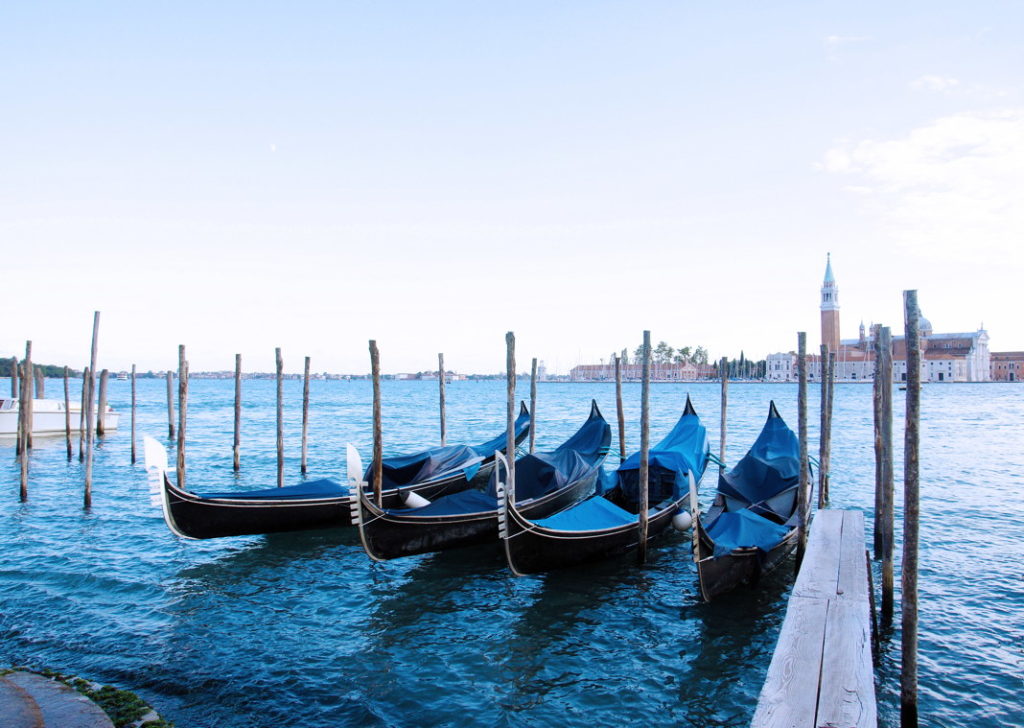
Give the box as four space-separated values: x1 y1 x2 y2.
177 345 188 490
818 344 831 508
529 357 538 454
78 367 88 461
9 356 17 398
438 353 447 447
901 292 921 728
233 354 242 472
276 347 284 488
64 366 72 461
638 331 651 564
795 332 809 572
614 355 626 462
166 371 176 440
505 333 516 499
84 312 100 509
96 369 109 436
301 355 310 475
18 360 29 501
873 332 884 558
719 356 728 472
130 364 137 464
825 352 835 503
878 326 895 628
34 367 44 399
370 340 383 507
23 342 33 451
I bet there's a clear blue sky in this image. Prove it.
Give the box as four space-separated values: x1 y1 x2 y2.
3 2 1022 373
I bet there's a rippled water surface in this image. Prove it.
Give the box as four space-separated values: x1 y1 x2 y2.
1 379 1022 727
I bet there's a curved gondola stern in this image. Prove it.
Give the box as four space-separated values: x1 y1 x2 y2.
683 393 696 417
348 444 384 563
495 452 527 577
143 436 193 540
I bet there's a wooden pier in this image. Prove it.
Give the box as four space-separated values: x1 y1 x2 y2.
752 509 876 728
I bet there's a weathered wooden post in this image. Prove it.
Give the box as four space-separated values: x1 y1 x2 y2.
795 332 810 571
873 333 884 558
18 362 29 501
825 351 835 503
96 369 109 436
615 355 626 462
819 344 830 508
878 326 895 628
276 347 284 488
720 356 728 471
64 366 72 461
130 364 137 464
301 355 310 475
177 345 188 491
78 366 88 461
9 356 16 398
233 354 242 472
529 357 538 454
902 292 921 728
370 340 383 507
638 331 651 564
438 353 447 447
84 311 100 509
505 333 516 500
165 371 176 439
23 342 33 451
34 367 44 399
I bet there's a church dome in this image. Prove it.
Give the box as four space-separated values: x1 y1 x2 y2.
918 314 933 335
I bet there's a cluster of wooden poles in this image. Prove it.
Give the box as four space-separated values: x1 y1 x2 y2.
12 312 129 509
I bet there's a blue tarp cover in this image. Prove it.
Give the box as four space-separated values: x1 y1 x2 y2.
533 495 636 530
529 399 709 533
368 406 530 489
716 402 799 519
704 508 791 556
200 478 346 501
388 401 610 518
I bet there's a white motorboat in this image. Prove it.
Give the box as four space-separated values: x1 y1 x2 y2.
0 398 120 436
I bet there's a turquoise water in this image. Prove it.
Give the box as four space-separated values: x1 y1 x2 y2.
1 379 1021 727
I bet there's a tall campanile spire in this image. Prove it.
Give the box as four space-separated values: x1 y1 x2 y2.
820 253 841 353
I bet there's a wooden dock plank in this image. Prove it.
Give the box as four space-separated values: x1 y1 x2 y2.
816 598 876 728
837 510 868 602
753 510 876 728
792 510 843 600
750 595 829 728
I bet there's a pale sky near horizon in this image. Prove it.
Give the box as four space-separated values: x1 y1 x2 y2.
3 2 1022 374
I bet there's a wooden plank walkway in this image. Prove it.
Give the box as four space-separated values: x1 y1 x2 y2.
751 509 876 728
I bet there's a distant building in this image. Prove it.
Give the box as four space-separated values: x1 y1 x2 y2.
991 352 1024 382
569 361 708 381
766 255 991 382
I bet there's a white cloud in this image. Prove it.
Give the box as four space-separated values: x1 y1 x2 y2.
911 75 960 93
824 109 1024 262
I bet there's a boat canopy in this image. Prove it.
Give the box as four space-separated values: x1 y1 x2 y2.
533 494 635 531
704 508 792 556
716 401 799 520
367 402 530 489
615 395 710 505
199 478 347 501
385 400 610 518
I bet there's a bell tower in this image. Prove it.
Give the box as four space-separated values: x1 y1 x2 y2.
821 253 841 353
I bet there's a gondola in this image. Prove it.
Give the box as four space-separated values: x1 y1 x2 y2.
353 400 611 561
499 396 710 575
144 403 531 540
693 401 804 601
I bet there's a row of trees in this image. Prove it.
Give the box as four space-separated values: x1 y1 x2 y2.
622 342 710 366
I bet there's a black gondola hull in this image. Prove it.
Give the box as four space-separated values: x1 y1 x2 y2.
162 464 495 540
360 468 601 560
503 498 683 574
693 516 798 601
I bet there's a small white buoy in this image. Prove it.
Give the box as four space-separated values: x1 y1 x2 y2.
402 490 431 508
672 511 693 531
